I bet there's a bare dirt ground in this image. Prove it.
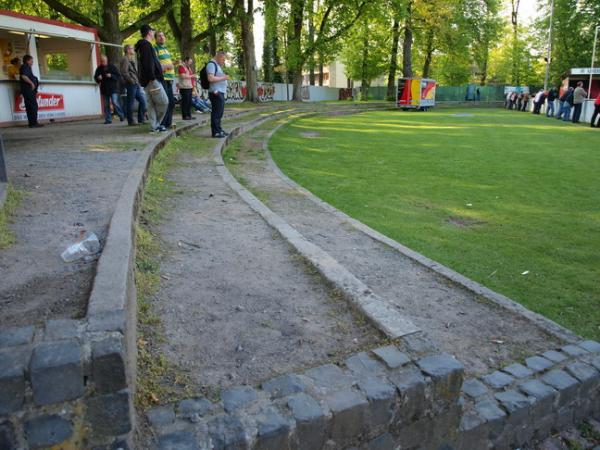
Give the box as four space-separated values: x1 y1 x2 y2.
224 116 565 376
149 118 382 395
0 111 241 328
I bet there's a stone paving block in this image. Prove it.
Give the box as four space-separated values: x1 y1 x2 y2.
207 414 251 450
262 374 308 399
44 319 82 341
367 432 396 450
462 378 488 400
482 371 514 389
388 366 427 422
24 414 73 448
473 398 507 440
88 310 126 333
357 376 396 428
494 390 532 425
417 353 464 411
86 390 132 437
158 431 199 450
92 335 127 394
324 388 369 443
177 397 213 421
0 420 16 450
222 386 259 413
372 345 410 369
0 326 34 348
541 370 579 407
589 355 600 371
518 379 557 420
561 344 588 357
525 356 554 373
304 364 353 396
542 350 567 364
30 339 84 405
396 416 435 449
578 340 600 354
287 393 328 450
345 352 386 377
565 361 600 396
254 407 293 450
502 363 534 379
0 347 29 414
147 405 176 428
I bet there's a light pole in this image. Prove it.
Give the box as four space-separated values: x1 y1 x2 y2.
543 0 555 91
588 25 600 99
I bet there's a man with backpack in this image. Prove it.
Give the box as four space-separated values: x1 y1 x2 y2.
201 51 229 138
135 24 169 132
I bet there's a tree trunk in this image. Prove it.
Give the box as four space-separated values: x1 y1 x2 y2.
402 0 413 78
360 18 369 101
422 29 434 78
208 11 217 54
511 0 520 85
241 0 257 101
479 47 488 86
262 0 276 82
307 0 316 85
386 16 400 101
288 0 305 101
318 61 324 86
101 0 122 64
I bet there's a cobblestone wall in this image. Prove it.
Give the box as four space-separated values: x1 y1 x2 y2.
147 340 600 450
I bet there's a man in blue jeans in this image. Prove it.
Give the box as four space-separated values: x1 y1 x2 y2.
120 44 146 125
206 51 229 138
94 55 125 124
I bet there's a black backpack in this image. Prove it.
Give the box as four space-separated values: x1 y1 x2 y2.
199 61 217 90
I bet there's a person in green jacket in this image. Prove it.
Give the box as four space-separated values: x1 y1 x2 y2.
154 31 176 129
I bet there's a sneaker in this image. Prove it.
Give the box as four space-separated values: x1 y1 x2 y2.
29 123 44 128
220 130 229 136
104 121 112 124
158 126 168 132
213 132 226 138
119 116 125 122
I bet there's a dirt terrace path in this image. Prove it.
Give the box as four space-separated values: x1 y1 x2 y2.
0 110 253 328
224 114 565 376
147 113 382 397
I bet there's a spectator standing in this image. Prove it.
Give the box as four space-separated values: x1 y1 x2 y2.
178 56 195 120
94 55 125 124
154 31 176 129
509 92 517 110
505 91 511 109
516 93 523 111
572 81 587 123
476 88 481 102
532 89 545 114
560 87 575 122
135 24 169 132
206 51 229 138
19 54 42 128
8 57 21 80
591 93 600 128
120 44 146 126
521 92 529 111
556 88 570 120
546 86 558 117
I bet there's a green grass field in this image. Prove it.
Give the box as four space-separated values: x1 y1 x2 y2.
270 108 600 340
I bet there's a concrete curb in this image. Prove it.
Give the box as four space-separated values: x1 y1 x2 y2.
261 114 579 344
213 109 420 339
0 182 6 209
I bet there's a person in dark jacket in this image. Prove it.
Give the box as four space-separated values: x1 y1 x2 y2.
19 54 42 128
94 55 125 124
135 24 169 132
557 87 574 122
120 44 146 126
546 87 558 117
532 89 546 114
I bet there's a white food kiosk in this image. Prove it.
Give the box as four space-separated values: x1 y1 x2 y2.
0 10 103 126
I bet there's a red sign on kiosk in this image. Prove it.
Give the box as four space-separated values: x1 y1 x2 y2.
14 92 65 112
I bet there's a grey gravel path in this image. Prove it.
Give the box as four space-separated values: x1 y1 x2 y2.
148 117 382 395
224 117 564 376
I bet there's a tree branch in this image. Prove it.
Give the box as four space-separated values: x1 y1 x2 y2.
190 0 243 46
121 0 174 39
40 0 100 29
167 9 182 44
